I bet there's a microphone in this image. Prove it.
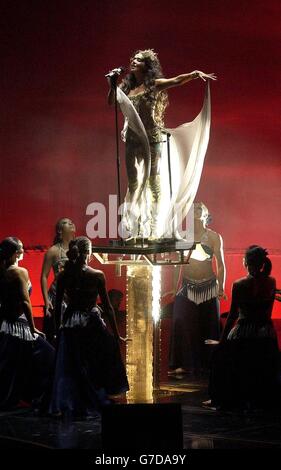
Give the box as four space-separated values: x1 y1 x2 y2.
105 67 125 78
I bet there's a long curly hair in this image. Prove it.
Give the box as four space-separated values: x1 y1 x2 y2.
120 49 168 127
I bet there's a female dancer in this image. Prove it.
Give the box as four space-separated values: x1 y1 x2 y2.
204 245 280 411
41 217 76 343
50 236 129 417
0 237 54 410
168 202 226 376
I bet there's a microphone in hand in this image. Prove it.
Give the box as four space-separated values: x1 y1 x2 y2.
105 67 125 78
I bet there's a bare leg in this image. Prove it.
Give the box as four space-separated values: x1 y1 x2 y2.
148 143 162 238
125 143 139 202
124 142 140 237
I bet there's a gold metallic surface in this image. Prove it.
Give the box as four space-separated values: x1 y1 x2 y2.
126 265 156 403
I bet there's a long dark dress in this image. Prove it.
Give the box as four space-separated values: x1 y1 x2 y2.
209 275 280 410
49 268 129 417
0 277 55 410
43 245 68 345
169 243 221 373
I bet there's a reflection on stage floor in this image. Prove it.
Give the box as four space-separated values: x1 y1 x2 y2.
1 375 280 450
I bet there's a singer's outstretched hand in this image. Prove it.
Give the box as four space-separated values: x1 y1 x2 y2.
192 70 217 81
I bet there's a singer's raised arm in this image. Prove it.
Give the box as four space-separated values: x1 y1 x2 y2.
107 78 115 106
107 79 116 106
106 68 124 106
155 71 216 91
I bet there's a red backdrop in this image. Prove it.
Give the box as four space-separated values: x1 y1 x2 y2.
1 1 281 317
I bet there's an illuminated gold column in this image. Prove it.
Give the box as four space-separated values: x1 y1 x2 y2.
126 264 161 403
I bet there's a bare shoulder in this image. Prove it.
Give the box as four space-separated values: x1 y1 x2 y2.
86 267 105 280
44 244 60 262
10 266 29 282
205 229 223 250
233 276 247 287
47 244 61 257
207 229 222 242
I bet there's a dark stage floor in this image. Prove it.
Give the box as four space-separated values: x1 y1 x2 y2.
0 376 280 451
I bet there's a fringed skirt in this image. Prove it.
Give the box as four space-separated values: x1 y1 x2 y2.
177 276 218 305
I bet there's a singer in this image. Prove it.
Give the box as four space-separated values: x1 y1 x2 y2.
107 49 216 241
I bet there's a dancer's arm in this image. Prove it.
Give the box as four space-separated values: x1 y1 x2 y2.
275 288 281 302
97 272 123 340
17 268 43 337
162 265 181 300
41 247 56 315
54 272 64 332
220 283 239 342
213 232 227 300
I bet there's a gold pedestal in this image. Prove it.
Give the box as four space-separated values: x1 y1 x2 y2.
92 242 193 403
126 265 161 403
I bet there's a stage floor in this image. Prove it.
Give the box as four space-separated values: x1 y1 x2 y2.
0 376 280 450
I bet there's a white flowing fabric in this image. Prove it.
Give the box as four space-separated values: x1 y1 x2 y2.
117 83 211 239
117 88 151 236
117 88 151 195
159 83 211 238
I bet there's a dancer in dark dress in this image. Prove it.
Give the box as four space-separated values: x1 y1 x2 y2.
49 237 129 418
204 245 280 411
0 237 55 410
41 217 76 344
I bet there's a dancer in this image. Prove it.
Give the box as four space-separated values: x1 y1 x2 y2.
108 49 216 239
0 237 55 410
50 237 129 417
41 217 76 344
168 202 226 376
204 245 280 410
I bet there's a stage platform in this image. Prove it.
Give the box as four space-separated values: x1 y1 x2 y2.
91 239 196 267
0 375 280 451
